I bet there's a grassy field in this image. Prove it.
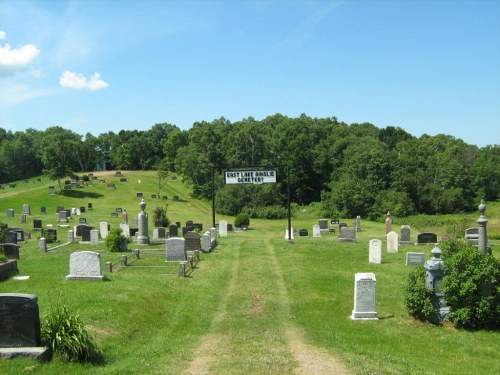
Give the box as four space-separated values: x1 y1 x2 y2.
0 171 499 374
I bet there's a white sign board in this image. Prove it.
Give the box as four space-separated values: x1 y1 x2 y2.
225 170 276 184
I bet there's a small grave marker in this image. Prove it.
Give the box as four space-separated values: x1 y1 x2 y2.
66 251 105 280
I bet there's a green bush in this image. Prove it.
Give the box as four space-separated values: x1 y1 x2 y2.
404 267 439 323
0 254 7 263
41 304 102 363
152 205 170 227
242 205 289 219
440 241 500 330
234 214 250 228
105 228 126 252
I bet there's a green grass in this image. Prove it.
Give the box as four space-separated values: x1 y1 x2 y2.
1 171 499 374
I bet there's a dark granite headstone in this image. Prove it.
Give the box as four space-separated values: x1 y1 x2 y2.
44 229 57 243
136 192 143 198
185 231 201 251
299 229 308 236
0 243 20 259
4 231 17 244
417 232 437 244
81 226 93 241
33 219 42 230
79 217 87 224
40 206 46 215
129 228 139 237
79 206 86 213
169 224 179 237
0 293 41 347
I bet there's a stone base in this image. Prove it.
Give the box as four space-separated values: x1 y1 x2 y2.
0 347 51 361
66 275 106 281
350 311 378 320
399 241 411 245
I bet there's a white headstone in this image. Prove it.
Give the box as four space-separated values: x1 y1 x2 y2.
219 220 228 238
99 222 109 239
66 251 105 280
312 224 321 238
202 232 211 252
351 272 378 320
369 239 382 264
387 231 399 253
120 222 130 238
67 230 74 243
90 229 99 245
166 238 187 261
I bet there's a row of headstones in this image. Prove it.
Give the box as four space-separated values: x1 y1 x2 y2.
317 217 362 232
367 239 427 266
166 229 217 261
136 192 180 200
6 204 94 218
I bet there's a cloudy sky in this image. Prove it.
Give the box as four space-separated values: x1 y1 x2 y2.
1 0 499 146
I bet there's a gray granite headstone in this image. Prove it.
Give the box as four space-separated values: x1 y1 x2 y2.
201 232 211 252
350 273 378 320
169 224 178 237
90 229 99 245
400 225 411 244
58 210 68 223
22 204 31 216
219 220 228 238
318 219 328 230
166 238 187 261
185 231 201 251
339 227 356 242
66 251 105 280
406 252 426 266
6 209 14 218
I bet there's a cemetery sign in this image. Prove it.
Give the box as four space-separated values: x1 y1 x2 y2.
225 170 276 185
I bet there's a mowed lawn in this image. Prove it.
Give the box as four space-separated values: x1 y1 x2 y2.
0 171 499 374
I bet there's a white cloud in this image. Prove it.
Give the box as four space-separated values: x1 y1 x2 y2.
59 70 109 90
0 31 6 40
0 39 40 76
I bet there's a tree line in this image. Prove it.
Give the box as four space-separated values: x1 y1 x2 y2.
1 114 498 219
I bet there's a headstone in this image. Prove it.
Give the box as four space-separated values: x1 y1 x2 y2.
6 209 14 218
369 239 382 264
90 230 99 245
424 244 449 320
13 228 24 242
299 229 308 237
417 232 437 245
0 293 43 348
136 199 149 245
166 238 187 261
99 222 109 239
4 231 17 244
202 232 211 252
339 227 356 242
58 210 68 223
115 208 123 213
120 222 130 238
400 225 411 245
79 206 86 213
129 228 139 237
386 231 399 253
0 243 20 259
477 200 489 254
318 219 328 230
81 226 92 242
385 211 392 238
406 252 426 266
39 237 47 252
136 192 143 198
339 222 347 230
87 202 93 210
66 251 105 280
70 207 77 216
40 206 46 215
464 227 479 246
79 217 87 224
227 223 233 232
350 273 378 320
153 227 166 239
22 204 31 216
210 227 217 245
56 206 64 213
75 224 90 237
67 229 74 243
20 213 27 224
169 224 179 237
33 219 42 230
185 231 201 252
312 224 321 238
355 216 362 232
44 229 57 243
48 186 55 194
219 220 228 238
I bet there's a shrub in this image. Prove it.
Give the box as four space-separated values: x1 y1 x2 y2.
404 267 439 323
234 213 250 228
440 241 500 330
0 221 7 242
41 304 102 363
0 254 7 263
152 205 170 227
105 228 126 252
242 205 289 219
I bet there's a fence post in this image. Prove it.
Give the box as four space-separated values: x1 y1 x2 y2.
106 262 113 272
120 255 128 266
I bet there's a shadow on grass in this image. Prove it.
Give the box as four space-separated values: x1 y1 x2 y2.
61 190 104 199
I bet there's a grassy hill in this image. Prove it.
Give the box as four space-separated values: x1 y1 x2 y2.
0 171 499 374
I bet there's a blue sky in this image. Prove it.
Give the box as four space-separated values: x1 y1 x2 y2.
1 0 499 147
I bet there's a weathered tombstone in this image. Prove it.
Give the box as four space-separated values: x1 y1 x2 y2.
369 239 382 264
173 195 179 201
70 207 77 216
185 231 201 252
33 219 42 231
165 238 187 261
339 222 347 230
210 227 217 244
417 232 437 245
355 215 362 232
318 219 328 230
4 231 17 245
386 231 399 253
202 232 211 252
90 230 99 245
464 227 479 246
406 252 426 266
169 223 179 237
400 225 411 245
48 186 55 194
350 273 378 320
40 206 46 215
424 244 449 320
44 229 57 243
67 229 74 243
58 210 68 223
38 237 47 252
120 222 130 238
312 224 321 238
22 204 31 216
99 222 109 239
66 251 105 280
13 228 24 242
153 227 166 240
0 293 50 359
6 209 14 218
81 226 92 242
219 220 228 238
78 217 86 224
0 243 20 259
136 199 149 245
339 227 356 242
385 211 392 238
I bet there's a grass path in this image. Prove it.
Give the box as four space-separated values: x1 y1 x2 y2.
183 232 350 374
